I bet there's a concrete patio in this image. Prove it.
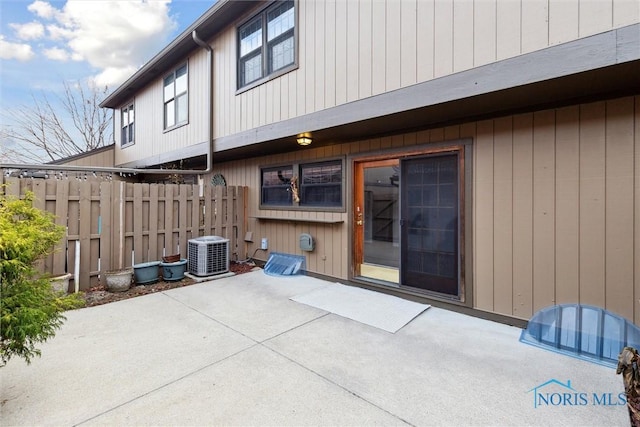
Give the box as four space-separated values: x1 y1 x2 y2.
0 270 628 426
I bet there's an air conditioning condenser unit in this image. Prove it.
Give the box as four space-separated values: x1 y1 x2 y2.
187 236 230 276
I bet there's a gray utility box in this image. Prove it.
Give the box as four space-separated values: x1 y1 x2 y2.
299 233 314 251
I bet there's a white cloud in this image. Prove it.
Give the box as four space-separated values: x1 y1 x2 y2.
41 0 177 87
2 1 176 84
91 66 138 88
27 1 58 20
44 46 70 61
0 36 35 61
47 24 73 41
10 21 45 40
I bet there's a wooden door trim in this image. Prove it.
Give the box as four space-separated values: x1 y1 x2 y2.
352 158 399 278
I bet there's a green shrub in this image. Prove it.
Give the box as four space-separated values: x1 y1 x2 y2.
1 189 83 366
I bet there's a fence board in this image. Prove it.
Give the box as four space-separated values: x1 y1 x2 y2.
124 183 134 266
67 180 80 283
79 181 92 289
3 179 247 291
191 185 201 240
149 184 159 261
141 183 150 261
113 181 125 270
89 182 101 287
214 186 224 237
203 185 213 236
237 186 247 260
99 182 112 279
53 180 69 275
164 185 175 256
157 185 166 260
32 180 47 274
226 186 235 243
44 180 58 274
133 184 143 263
5 177 20 196
178 184 188 257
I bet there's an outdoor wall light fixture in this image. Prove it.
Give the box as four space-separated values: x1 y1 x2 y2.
297 135 312 146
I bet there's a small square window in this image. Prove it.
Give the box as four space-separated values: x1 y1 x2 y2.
261 166 293 206
300 161 342 207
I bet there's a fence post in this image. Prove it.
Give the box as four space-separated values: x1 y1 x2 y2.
203 184 213 236
78 181 91 288
164 184 175 257
53 180 69 276
113 181 125 270
190 184 200 240
149 184 159 261
237 186 247 261
133 184 144 263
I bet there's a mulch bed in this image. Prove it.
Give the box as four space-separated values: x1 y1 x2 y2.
82 261 257 308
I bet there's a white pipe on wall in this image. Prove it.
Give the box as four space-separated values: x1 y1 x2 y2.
74 241 80 293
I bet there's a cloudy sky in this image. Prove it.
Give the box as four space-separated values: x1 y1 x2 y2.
0 0 213 113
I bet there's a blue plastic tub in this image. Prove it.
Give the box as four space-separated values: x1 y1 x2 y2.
160 259 188 281
133 261 161 285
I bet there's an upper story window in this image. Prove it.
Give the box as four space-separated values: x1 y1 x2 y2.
121 103 134 146
260 158 344 210
164 63 188 130
238 0 296 89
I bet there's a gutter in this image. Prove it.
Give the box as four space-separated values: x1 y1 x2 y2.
1 30 214 177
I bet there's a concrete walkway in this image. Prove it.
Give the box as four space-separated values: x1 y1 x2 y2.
0 270 628 426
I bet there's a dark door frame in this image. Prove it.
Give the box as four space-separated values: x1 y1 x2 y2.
351 140 473 305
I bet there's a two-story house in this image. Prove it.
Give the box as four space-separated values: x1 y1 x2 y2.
101 0 640 326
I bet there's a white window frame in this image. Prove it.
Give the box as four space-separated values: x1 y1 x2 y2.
163 63 188 130
121 102 134 147
237 0 297 90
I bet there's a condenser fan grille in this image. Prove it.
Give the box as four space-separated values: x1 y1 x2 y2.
187 236 230 276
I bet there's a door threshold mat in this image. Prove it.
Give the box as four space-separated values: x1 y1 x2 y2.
291 283 430 333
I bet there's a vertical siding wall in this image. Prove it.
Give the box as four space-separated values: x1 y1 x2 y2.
474 97 640 324
214 96 640 323
57 147 115 168
113 0 638 166
209 0 639 139
115 51 209 166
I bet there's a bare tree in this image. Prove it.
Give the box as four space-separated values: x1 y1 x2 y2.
1 80 112 163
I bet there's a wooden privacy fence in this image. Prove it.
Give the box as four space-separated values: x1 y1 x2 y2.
2 177 247 291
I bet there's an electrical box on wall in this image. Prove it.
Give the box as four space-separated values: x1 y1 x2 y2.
299 233 314 252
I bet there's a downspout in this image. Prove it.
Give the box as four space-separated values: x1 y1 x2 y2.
191 30 214 177
0 30 214 177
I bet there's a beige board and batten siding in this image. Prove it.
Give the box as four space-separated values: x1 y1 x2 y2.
111 0 638 165
214 96 640 324
114 51 209 166
471 97 638 323
206 0 639 140
55 147 114 168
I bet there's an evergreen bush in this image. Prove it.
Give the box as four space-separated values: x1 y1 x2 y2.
1 189 83 365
